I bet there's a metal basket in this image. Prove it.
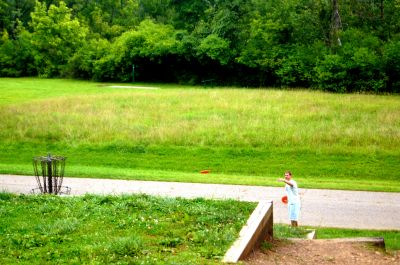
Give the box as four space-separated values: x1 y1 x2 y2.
32 154 69 195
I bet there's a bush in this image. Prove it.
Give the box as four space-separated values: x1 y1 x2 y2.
196 34 231 65
313 54 348 92
29 1 87 77
91 19 185 82
276 43 326 87
65 38 111 79
313 29 386 93
347 47 386 92
383 40 400 93
0 30 36 77
339 30 385 92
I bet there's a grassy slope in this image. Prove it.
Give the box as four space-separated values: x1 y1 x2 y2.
0 78 399 191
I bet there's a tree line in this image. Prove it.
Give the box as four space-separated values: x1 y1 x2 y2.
1 0 400 92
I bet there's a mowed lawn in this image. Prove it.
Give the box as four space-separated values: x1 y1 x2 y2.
0 78 399 191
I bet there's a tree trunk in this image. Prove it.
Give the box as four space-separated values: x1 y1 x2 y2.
331 0 342 46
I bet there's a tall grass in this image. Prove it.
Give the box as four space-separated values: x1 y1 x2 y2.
0 78 399 191
1 87 398 151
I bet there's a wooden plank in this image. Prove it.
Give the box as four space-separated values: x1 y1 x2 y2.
223 200 273 263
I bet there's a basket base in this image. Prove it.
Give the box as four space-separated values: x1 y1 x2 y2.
31 186 71 195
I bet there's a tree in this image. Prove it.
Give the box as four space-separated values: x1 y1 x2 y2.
0 0 36 39
0 20 36 76
330 0 342 47
29 0 88 77
93 19 184 81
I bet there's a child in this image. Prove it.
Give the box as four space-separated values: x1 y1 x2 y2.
278 171 300 227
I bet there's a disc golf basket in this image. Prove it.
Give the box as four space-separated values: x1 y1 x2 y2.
32 154 70 195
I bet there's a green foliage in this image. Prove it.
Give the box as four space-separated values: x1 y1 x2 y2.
86 6 125 39
128 19 183 58
66 38 111 79
339 29 385 92
276 43 326 87
260 241 274 251
274 224 310 238
29 1 88 77
93 19 184 81
313 54 349 92
1 0 400 89
0 23 36 77
0 0 36 39
0 193 255 264
196 34 231 65
383 40 400 92
237 17 283 70
313 29 387 92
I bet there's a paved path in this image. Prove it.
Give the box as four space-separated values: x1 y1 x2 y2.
1 175 399 230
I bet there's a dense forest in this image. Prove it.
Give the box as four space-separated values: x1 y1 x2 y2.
1 0 400 92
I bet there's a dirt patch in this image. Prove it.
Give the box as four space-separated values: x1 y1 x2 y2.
244 239 400 265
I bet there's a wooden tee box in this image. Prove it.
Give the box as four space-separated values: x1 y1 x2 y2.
223 200 273 263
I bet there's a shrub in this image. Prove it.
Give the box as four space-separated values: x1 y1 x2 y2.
65 38 111 79
383 40 400 93
276 43 326 87
313 54 348 92
0 29 36 77
313 29 386 92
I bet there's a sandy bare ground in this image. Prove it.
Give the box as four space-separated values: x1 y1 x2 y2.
244 239 400 265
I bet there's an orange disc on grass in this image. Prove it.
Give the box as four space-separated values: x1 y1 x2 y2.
281 195 288 204
200 170 210 174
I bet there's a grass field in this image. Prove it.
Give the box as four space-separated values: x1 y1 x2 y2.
0 192 255 264
0 78 399 191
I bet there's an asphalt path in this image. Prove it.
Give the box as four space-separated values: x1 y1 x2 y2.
1 174 399 230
